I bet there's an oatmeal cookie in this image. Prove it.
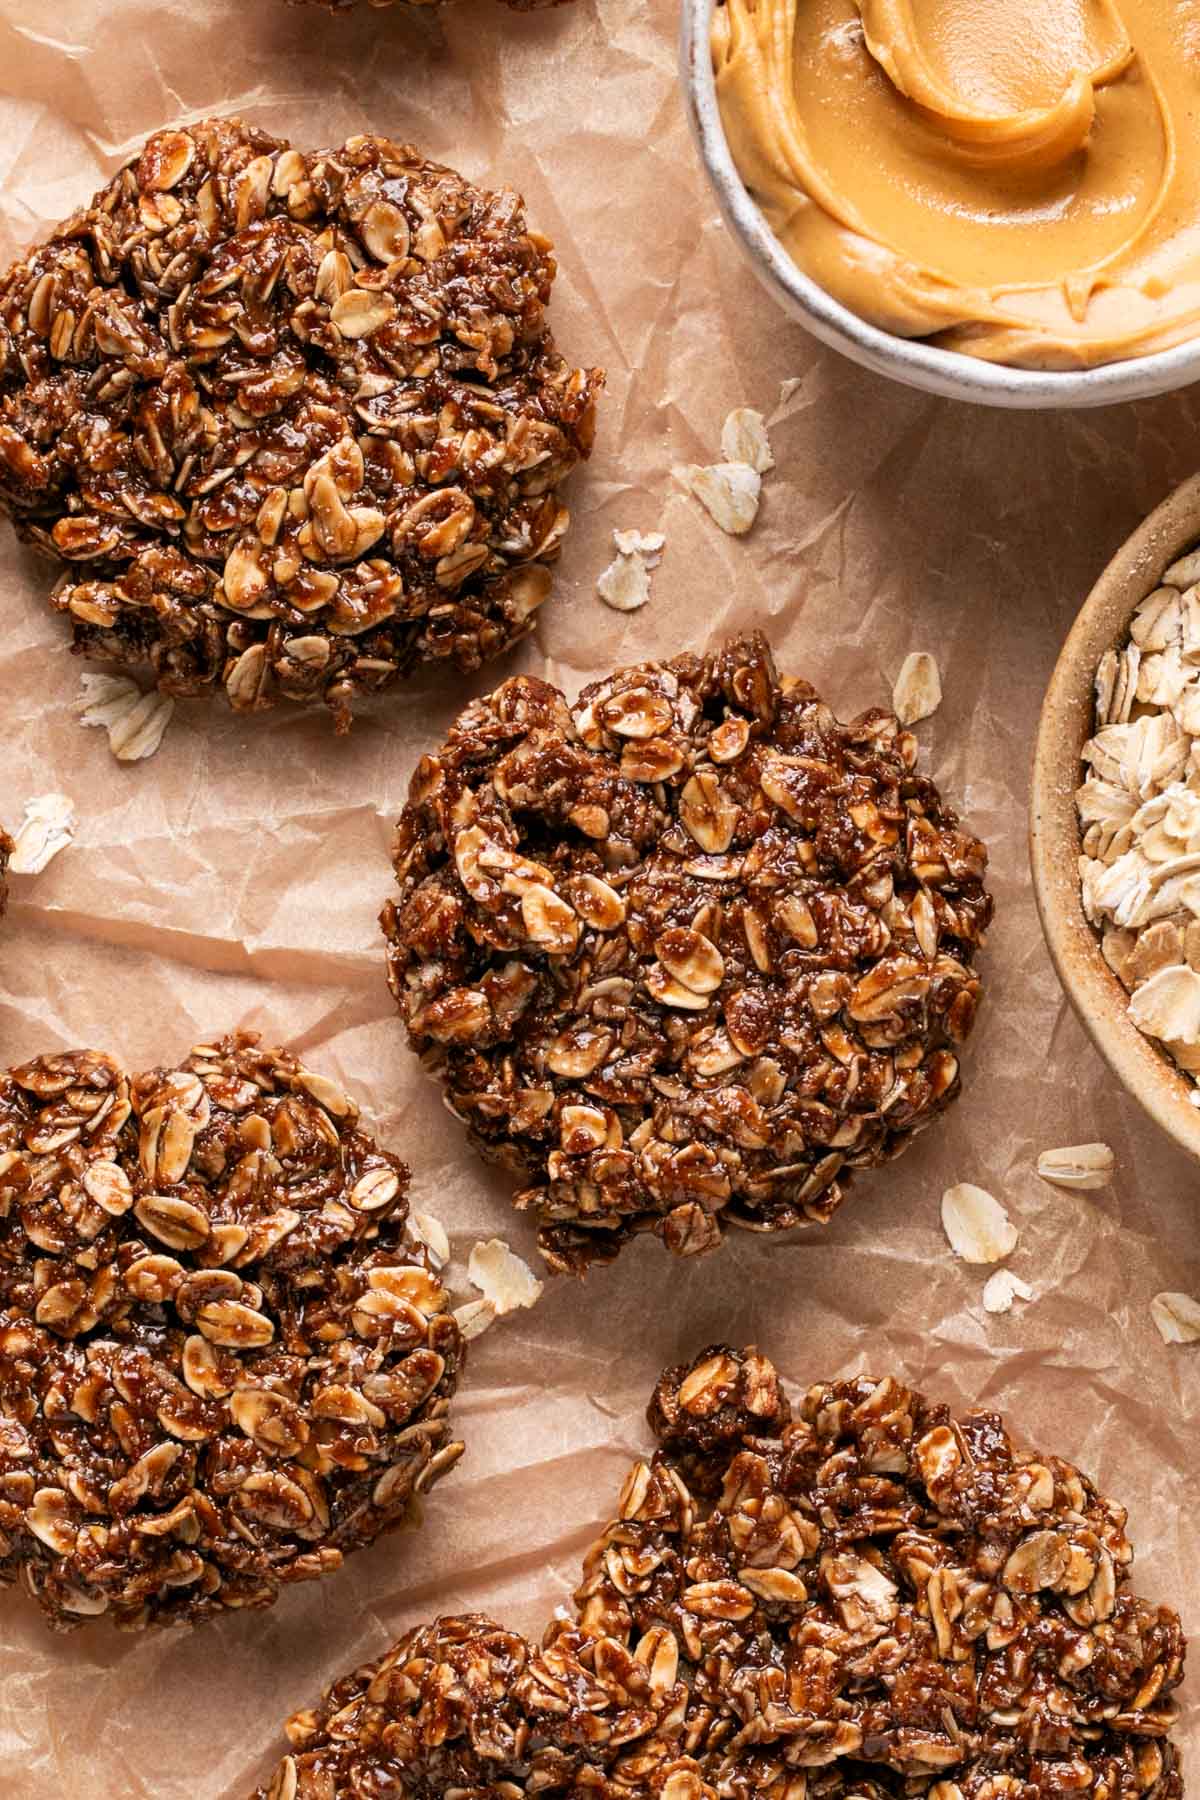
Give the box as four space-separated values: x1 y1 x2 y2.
0 1032 463 1629
382 633 992 1273
0 120 602 731
255 1344 1185 1800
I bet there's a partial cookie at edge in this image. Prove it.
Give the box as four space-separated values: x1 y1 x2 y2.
252 1342 1185 1800
0 1031 464 1629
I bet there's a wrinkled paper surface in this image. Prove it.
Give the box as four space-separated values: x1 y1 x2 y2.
0 1 1197 1793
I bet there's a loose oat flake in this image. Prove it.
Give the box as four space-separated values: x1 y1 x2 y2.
76 672 174 763
409 1210 450 1269
1150 1290 1200 1344
675 460 762 535
452 1298 496 1341
254 1343 1185 1800
8 792 76 875
613 529 665 567
467 1238 544 1314
720 406 774 474
596 547 651 613
983 1268 1034 1314
1036 1142 1115 1190
892 651 942 727
941 1181 1019 1264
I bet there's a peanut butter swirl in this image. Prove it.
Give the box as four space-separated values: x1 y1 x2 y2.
713 0 1200 369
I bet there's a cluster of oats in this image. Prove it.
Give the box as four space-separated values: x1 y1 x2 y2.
596 528 666 614
382 632 992 1273
1077 548 1200 1084
596 391 765 611
0 119 602 731
675 407 774 536
0 1032 463 1630
938 1148 1119 1318
76 673 174 763
254 1343 1185 1800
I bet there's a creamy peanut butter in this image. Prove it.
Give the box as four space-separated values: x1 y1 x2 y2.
712 0 1200 368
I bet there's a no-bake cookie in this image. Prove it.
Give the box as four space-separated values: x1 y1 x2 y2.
0 824 10 919
382 634 992 1273
254 1343 1184 1799
0 120 601 730
0 1032 463 1629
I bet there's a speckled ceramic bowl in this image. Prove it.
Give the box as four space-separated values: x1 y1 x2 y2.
1031 474 1200 1159
680 0 1200 410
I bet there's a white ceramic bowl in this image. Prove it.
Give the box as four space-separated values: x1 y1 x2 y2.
679 0 1200 410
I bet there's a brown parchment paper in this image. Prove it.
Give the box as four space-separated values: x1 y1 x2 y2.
0 1 1197 1793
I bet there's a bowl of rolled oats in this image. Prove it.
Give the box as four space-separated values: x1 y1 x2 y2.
1032 472 1200 1160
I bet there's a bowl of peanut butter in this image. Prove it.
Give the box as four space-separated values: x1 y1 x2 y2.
683 0 1200 406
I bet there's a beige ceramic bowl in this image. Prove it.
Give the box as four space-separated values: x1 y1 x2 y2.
1031 473 1200 1158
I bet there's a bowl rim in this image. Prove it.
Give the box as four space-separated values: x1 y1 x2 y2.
1030 471 1200 1162
679 0 1200 410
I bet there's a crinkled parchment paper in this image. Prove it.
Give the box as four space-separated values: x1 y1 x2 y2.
0 1 1197 1793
